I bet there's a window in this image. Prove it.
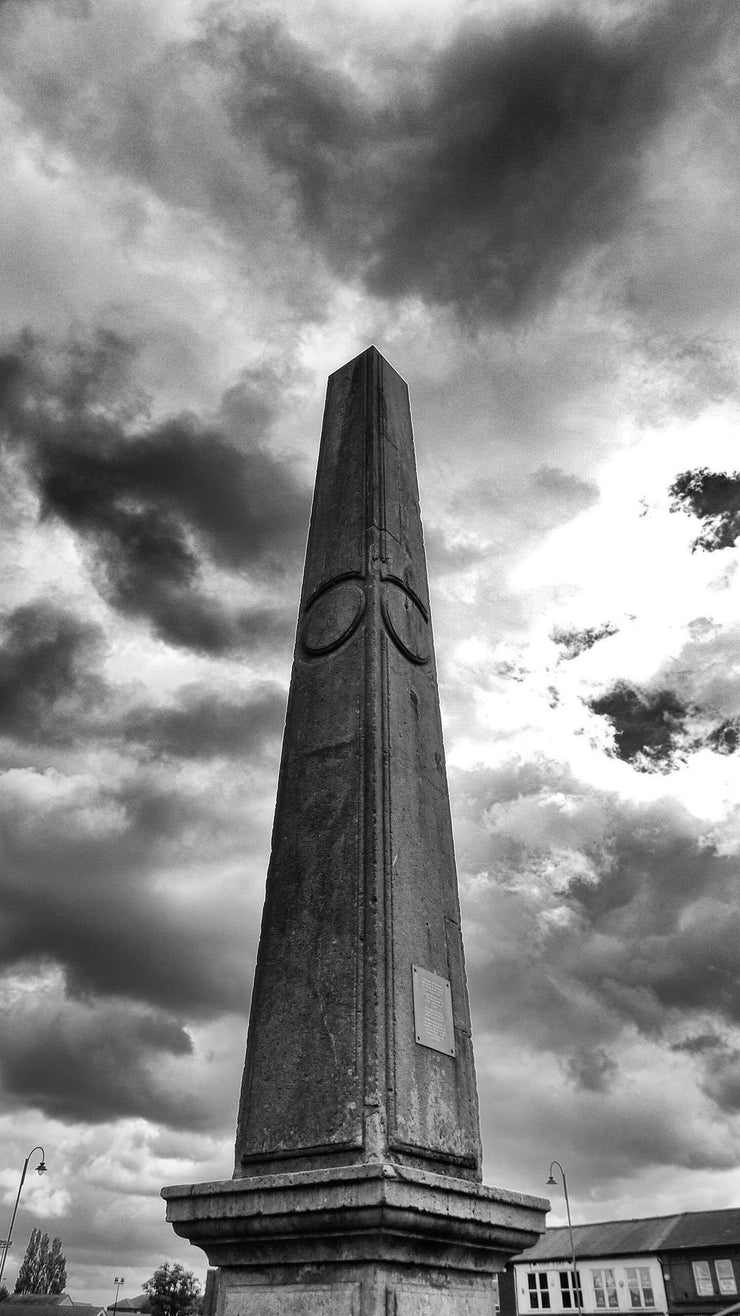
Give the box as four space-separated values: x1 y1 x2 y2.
528 1273 551 1309
592 1269 619 1309
559 1271 583 1309
692 1262 714 1297
715 1261 737 1296
626 1267 656 1308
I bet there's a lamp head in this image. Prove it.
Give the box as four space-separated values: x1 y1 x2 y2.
36 1161 47 1176
546 1174 556 1186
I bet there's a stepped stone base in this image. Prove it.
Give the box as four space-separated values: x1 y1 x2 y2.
163 1163 547 1316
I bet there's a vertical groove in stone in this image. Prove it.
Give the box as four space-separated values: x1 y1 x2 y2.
363 348 384 1160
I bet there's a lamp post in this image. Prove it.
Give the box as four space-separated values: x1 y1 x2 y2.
547 1160 580 1311
113 1277 125 1316
0 1146 48 1292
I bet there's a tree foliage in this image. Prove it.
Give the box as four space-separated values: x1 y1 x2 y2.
14 1229 67 1295
143 1264 201 1316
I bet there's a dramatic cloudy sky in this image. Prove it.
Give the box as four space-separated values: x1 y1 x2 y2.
1 0 740 1302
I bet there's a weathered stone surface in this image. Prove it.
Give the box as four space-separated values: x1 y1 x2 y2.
162 347 549 1312
210 1275 497 1316
163 1164 546 1264
223 1284 360 1316
213 1272 498 1316
393 1291 494 1316
234 347 481 1180
164 1165 548 1314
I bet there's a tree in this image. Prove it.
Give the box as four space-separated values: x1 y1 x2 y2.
143 1264 201 1316
42 1237 67 1295
14 1229 67 1295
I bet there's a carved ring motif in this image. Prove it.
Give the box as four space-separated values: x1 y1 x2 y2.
300 572 430 665
301 574 366 656
380 575 430 665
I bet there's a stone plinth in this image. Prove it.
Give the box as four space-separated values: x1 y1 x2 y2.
163 1164 548 1315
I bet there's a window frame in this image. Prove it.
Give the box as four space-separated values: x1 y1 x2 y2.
715 1261 737 1296
558 1270 583 1309
528 1272 552 1310
592 1268 619 1309
625 1266 656 1308
692 1261 714 1297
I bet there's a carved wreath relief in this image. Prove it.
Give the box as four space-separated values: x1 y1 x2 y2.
301 572 430 665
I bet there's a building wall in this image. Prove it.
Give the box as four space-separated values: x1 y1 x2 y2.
511 1256 668 1316
662 1249 740 1316
500 1265 518 1316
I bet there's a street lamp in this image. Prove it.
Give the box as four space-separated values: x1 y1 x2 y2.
0 1146 48 1292
547 1160 580 1311
113 1277 126 1316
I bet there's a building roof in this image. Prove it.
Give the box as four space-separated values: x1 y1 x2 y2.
105 1297 151 1313
518 1217 681 1262
7 1300 73 1308
6 1304 104 1316
660 1210 740 1250
516 1210 740 1263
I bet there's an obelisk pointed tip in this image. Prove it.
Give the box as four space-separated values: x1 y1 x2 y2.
331 344 408 387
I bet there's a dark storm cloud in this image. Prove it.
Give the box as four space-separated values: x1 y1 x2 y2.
670 467 740 552
0 769 258 1016
0 992 214 1128
456 756 740 1113
0 331 308 653
588 681 689 769
124 682 285 759
2 1 735 325
221 1 738 322
0 596 286 758
568 835 740 1027
0 601 106 743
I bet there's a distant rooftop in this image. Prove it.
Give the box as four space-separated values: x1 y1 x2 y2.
516 1209 740 1262
6 1300 72 1308
5 1300 104 1316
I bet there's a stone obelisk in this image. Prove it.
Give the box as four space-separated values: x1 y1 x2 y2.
163 347 547 1315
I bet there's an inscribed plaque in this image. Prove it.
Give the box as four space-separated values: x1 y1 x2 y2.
412 965 455 1057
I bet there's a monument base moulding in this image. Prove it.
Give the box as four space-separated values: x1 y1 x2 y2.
163 1163 547 1316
